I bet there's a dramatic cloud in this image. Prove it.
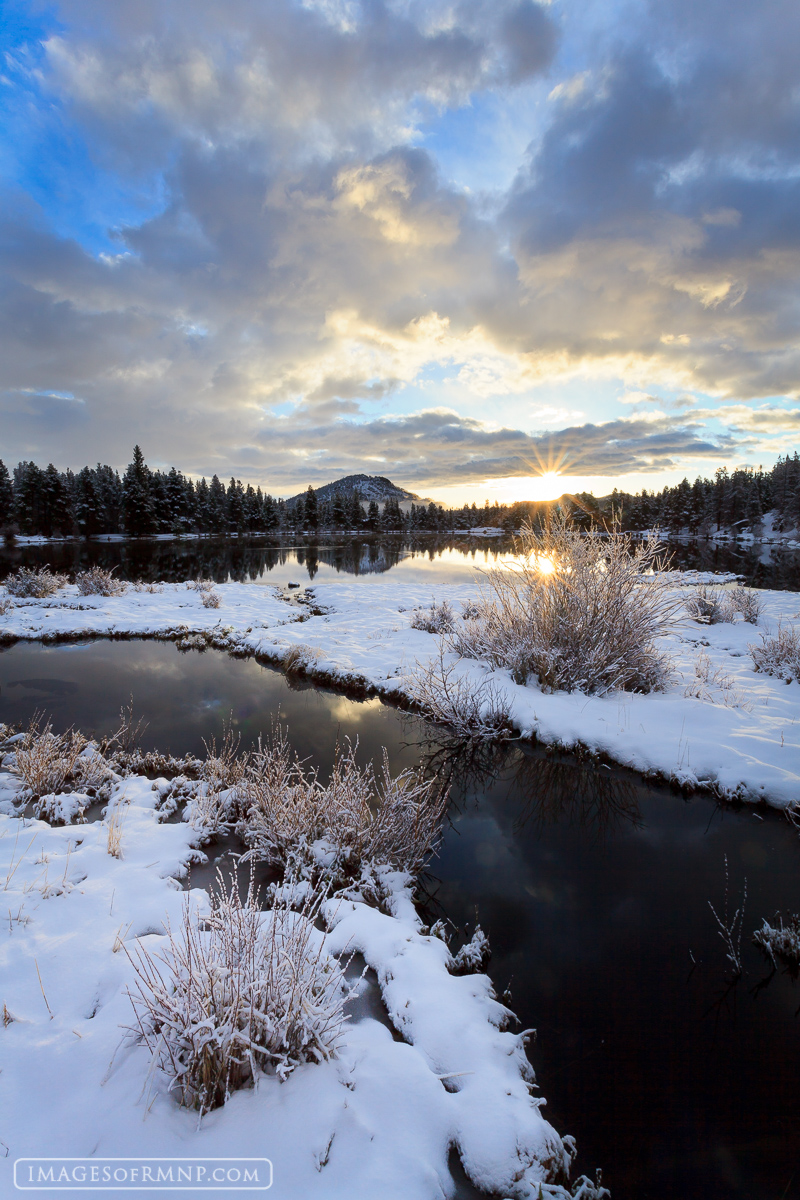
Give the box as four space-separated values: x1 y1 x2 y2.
0 0 798 492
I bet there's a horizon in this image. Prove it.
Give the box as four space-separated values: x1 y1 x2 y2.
2 0 799 504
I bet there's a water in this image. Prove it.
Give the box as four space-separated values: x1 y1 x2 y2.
1 638 798 1199
2 534 799 590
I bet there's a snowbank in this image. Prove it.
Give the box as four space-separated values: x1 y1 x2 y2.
0 768 586 1199
1 572 799 808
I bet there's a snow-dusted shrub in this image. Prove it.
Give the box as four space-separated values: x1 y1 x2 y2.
449 515 678 695
125 873 346 1114
133 580 163 593
750 623 800 683
187 577 216 593
12 717 113 816
753 912 800 969
686 585 761 625
410 599 455 634
727 586 761 624
0 594 12 616
235 730 447 889
407 646 513 740
685 585 729 624
75 566 127 596
5 566 68 598
201 588 221 608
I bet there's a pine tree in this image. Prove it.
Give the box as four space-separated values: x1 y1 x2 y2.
122 446 156 536
304 485 318 529
0 459 14 528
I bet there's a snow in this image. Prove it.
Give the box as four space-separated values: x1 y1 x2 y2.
1 572 799 809
0 771 581 1199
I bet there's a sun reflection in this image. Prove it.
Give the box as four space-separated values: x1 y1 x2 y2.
535 554 556 575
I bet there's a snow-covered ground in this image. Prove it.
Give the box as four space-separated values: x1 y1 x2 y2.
0 765 588 1199
1 570 799 809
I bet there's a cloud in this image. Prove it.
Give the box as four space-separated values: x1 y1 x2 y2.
1 0 799 489
243 407 743 491
693 404 800 432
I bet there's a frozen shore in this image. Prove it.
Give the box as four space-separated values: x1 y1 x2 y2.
0 754 595 1199
1 570 799 808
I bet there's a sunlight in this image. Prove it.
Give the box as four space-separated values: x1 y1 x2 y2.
532 472 564 501
534 554 556 575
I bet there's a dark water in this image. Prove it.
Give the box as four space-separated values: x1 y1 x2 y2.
1 639 798 1199
2 534 799 590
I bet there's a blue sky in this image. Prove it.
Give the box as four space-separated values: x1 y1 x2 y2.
1 0 799 500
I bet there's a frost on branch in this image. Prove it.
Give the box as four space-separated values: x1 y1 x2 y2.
125 871 347 1115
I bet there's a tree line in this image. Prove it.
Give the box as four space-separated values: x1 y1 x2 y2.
0 447 798 539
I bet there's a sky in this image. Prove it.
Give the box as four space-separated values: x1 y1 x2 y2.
1 0 799 504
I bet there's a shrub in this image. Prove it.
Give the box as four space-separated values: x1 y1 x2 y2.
686 585 761 625
5 566 68 598
685 586 728 624
12 716 113 819
201 589 221 608
75 566 128 596
235 729 447 888
410 599 455 634
449 514 678 695
727 586 761 625
0 594 12 616
125 872 346 1114
407 646 514 740
750 623 800 683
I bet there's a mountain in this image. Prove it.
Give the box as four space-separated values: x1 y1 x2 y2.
286 474 428 507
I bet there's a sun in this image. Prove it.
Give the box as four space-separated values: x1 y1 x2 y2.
529 471 564 501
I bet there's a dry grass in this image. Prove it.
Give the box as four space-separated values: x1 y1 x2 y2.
13 715 113 817
235 728 447 888
106 797 128 858
750 623 800 683
448 514 679 695
281 644 323 674
125 871 347 1115
0 594 12 616
75 566 128 596
683 651 750 709
201 589 221 608
6 566 68 598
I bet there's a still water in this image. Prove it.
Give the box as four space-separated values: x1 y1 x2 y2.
2 534 800 590
1 637 797 1199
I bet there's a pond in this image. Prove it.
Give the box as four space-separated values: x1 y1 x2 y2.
1 637 798 1199
2 533 800 590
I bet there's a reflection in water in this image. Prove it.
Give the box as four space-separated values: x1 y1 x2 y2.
2 534 799 589
413 734 643 844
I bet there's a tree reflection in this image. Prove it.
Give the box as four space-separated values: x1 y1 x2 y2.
408 729 643 844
